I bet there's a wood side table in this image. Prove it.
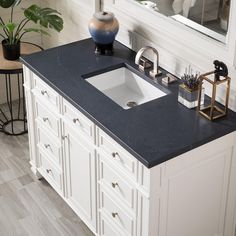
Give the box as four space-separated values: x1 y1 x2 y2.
0 42 42 135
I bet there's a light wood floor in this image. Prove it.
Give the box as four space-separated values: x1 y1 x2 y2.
0 132 94 236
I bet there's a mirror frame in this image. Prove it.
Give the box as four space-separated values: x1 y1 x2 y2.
100 0 236 69
134 0 230 43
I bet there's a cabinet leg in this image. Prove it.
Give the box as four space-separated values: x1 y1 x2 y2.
30 165 42 180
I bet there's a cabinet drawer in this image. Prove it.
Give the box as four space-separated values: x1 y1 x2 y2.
33 74 60 111
38 150 63 193
98 128 138 180
35 99 60 138
62 99 94 142
100 190 135 236
100 212 128 236
37 124 61 166
99 154 136 212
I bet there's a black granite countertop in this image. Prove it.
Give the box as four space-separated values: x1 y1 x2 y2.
21 38 236 168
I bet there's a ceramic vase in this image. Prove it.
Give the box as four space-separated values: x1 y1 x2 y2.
2 40 21 60
88 11 119 55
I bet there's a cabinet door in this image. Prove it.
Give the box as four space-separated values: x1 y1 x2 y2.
23 66 38 176
63 123 97 233
24 89 37 168
159 147 233 236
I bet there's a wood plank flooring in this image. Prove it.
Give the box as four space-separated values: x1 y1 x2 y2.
0 132 94 236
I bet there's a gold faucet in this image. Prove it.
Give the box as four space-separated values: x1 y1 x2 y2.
135 46 162 78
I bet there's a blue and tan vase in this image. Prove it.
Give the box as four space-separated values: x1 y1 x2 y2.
88 11 119 55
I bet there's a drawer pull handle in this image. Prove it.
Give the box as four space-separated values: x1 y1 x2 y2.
46 169 52 173
43 117 49 122
111 182 118 188
62 135 68 140
44 144 50 149
73 118 80 124
41 90 47 95
112 213 118 218
112 152 118 158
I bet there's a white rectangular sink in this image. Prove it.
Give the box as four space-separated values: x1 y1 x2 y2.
85 67 167 109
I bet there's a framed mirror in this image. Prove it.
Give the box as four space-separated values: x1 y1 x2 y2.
102 0 236 70
135 0 230 43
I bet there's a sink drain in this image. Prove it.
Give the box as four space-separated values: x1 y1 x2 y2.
127 101 138 108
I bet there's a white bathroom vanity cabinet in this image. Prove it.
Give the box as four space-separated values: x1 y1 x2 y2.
24 65 236 236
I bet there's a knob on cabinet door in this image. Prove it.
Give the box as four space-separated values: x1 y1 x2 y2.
111 182 118 188
41 90 47 95
62 135 68 140
112 212 118 218
44 144 50 149
43 117 49 122
111 152 118 158
73 118 80 124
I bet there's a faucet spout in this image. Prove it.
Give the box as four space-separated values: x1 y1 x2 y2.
135 46 161 78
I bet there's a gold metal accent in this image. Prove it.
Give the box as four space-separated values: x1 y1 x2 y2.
111 182 118 188
179 83 199 92
197 70 231 121
112 212 118 218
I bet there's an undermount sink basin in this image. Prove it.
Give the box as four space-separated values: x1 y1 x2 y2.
85 66 167 109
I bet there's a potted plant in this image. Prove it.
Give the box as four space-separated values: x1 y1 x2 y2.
0 0 63 60
178 68 205 109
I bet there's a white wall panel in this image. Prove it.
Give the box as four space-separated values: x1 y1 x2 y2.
23 0 236 111
41 0 98 48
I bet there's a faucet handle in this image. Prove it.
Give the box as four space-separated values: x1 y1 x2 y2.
138 57 152 71
162 73 177 85
149 69 162 78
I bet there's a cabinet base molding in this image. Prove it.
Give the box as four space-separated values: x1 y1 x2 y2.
30 163 42 180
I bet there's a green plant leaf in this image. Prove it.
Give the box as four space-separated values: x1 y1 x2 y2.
0 23 8 38
5 22 17 33
38 7 60 15
24 28 50 35
0 0 15 8
23 4 40 23
24 4 63 32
